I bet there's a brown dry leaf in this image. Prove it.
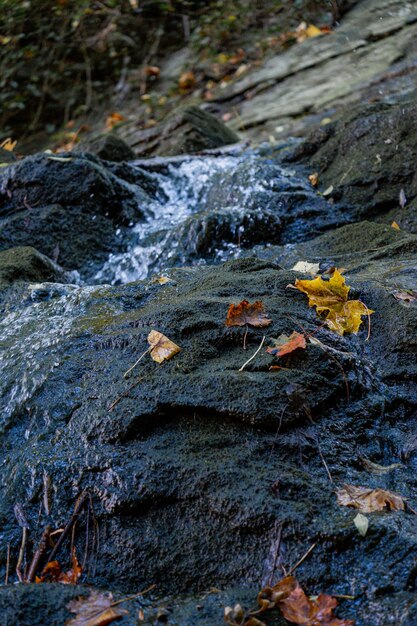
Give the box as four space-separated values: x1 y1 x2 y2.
225 300 272 328
309 172 319 187
0 137 17 151
148 330 181 363
145 65 160 77
105 112 126 131
257 576 353 625
266 332 307 357
178 70 196 92
257 575 298 612
294 269 373 335
66 590 129 626
336 484 405 513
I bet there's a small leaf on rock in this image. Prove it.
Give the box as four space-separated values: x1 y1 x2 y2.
148 330 181 364
66 590 129 626
225 300 272 328
267 332 307 357
391 221 401 231
353 513 369 537
336 484 405 513
292 261 320 275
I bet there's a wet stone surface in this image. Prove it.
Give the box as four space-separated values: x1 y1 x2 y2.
1 5 417 624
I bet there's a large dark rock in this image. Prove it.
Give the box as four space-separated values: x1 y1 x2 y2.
0 153 155 278
0 234 416 624
128 106 239 157
76 133 135 162
285 98 417 226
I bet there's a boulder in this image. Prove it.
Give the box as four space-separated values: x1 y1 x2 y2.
76 133 135 162
285 98 417 225
128 106 239 157
0 246 69 289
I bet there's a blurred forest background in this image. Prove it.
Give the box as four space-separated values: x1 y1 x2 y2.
0 1 343 142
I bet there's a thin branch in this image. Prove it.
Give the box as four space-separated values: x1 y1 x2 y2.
239 335 266 371
287 542 317 575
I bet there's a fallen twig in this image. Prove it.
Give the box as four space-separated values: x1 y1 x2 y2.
27 526 51 582
46 490 89 564
239 335 266 371
111 584 156 607
287 542 317 575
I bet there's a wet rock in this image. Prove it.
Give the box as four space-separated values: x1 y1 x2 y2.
0 153 154 278
0 246 69 289
128 106 239 157
0 152 140 221
0 249 416 625
77 133 135 162
285 98 417 223
0 204 118 277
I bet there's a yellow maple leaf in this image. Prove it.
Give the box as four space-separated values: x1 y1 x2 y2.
294 269 373 335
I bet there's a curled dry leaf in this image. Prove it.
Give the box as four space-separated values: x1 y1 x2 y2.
308 173 319 187
359 457 402 474
148 330 181 364
225 300 272 328
266 332 307 357
336 484 405 513
294 269 373 335
66 590 128 626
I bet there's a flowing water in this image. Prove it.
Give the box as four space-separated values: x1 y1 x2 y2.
93 151 297 285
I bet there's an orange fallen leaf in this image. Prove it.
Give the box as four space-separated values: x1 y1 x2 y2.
266 332 306 357
225 300 272 328
178 70 196 92
66 590 129 626
148 330 181 363
336 484 405 513
391 221 401 231
105 112 126 131
37 548 82 584
294 269 373 335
